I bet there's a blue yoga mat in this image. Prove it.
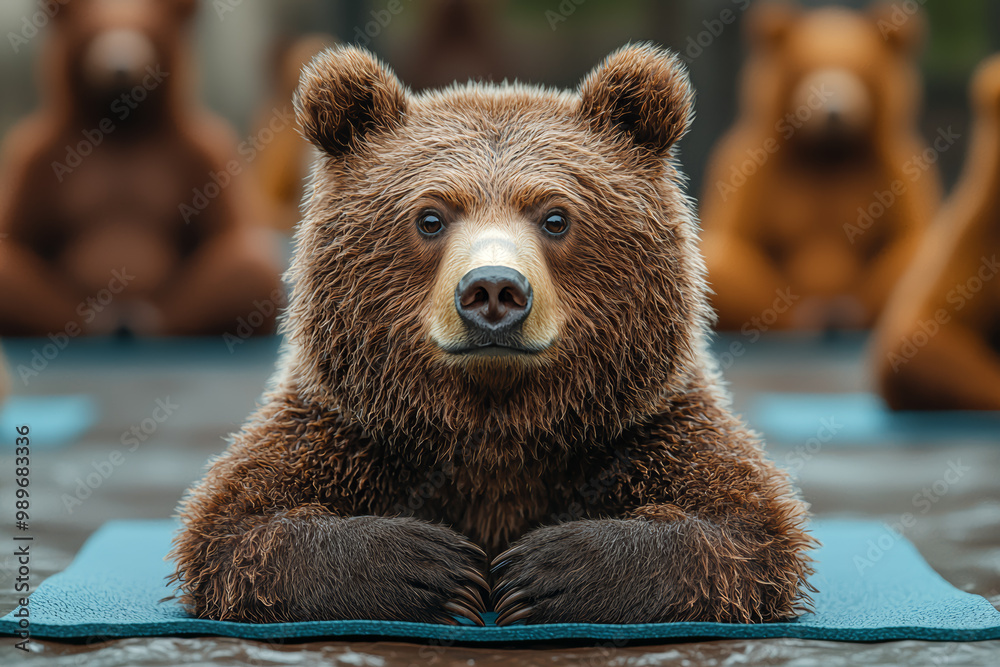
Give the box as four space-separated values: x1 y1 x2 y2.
2 519 999 643
750 392 1000 446
0 395 98 450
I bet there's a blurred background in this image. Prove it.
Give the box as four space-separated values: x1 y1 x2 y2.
3 0 999 193
0 1 999 665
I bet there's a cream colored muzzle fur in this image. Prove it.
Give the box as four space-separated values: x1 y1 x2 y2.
426 213 563 353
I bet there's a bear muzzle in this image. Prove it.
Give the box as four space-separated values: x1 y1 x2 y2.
451 265 534 354
425 218 563 359
82 28 158 95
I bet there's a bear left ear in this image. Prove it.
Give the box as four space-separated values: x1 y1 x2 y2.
578 44 694 156
295 46 408 158
869 2 926 55
170 0 199 21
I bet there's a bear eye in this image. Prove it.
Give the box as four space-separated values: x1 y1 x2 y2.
541 209 569 237
416 209 444 237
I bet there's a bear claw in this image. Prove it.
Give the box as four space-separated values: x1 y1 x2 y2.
491 543 528 571
494 602 533 626
455 584 486 611
494 587 529 611
459 540 488 559
443 600 486 626
460 566 490 591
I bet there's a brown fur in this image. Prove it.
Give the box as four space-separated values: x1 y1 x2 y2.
701 2 941 331
0 0 283 336
871 54 1000 410
170 44 814 626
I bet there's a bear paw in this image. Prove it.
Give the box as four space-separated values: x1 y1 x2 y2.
490 519 671 625
341 516 489 626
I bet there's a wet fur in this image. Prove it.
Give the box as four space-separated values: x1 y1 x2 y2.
170 43 815 625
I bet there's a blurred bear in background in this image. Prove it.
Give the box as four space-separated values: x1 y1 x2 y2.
394 0 514 91
872 54 1000 410
0 0 283 336
251 33 334 234
701 2 942 331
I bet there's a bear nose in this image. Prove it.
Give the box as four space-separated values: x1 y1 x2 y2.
455 266 532 332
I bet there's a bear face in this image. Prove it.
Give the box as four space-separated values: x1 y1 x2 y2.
742 3 924 157
288 44 705 459
47 0 197 117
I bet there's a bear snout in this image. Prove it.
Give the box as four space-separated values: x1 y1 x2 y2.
82 28 158 93
425 217 564 359
455 265 533 337
790 67 873 144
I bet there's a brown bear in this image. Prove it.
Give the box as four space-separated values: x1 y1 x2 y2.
170 44 814 626
871 54 1000 410
700 3 942 331
0 0 283 336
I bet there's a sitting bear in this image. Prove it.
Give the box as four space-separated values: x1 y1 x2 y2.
0 0 283 336
700 3 942 331
170 44 814 626
872 54 1000 410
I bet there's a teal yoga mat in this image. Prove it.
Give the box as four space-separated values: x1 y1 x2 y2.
2 519 999 643
0 395 98 450
750 392 1000 445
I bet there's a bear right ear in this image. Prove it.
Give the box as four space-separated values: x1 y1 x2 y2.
868 2 926 56
295 46 408 157
745 1 799 50
578 43 694 156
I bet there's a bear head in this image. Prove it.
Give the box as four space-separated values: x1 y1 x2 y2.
287 44 705 465
44 0 197 120
741 2 925 157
